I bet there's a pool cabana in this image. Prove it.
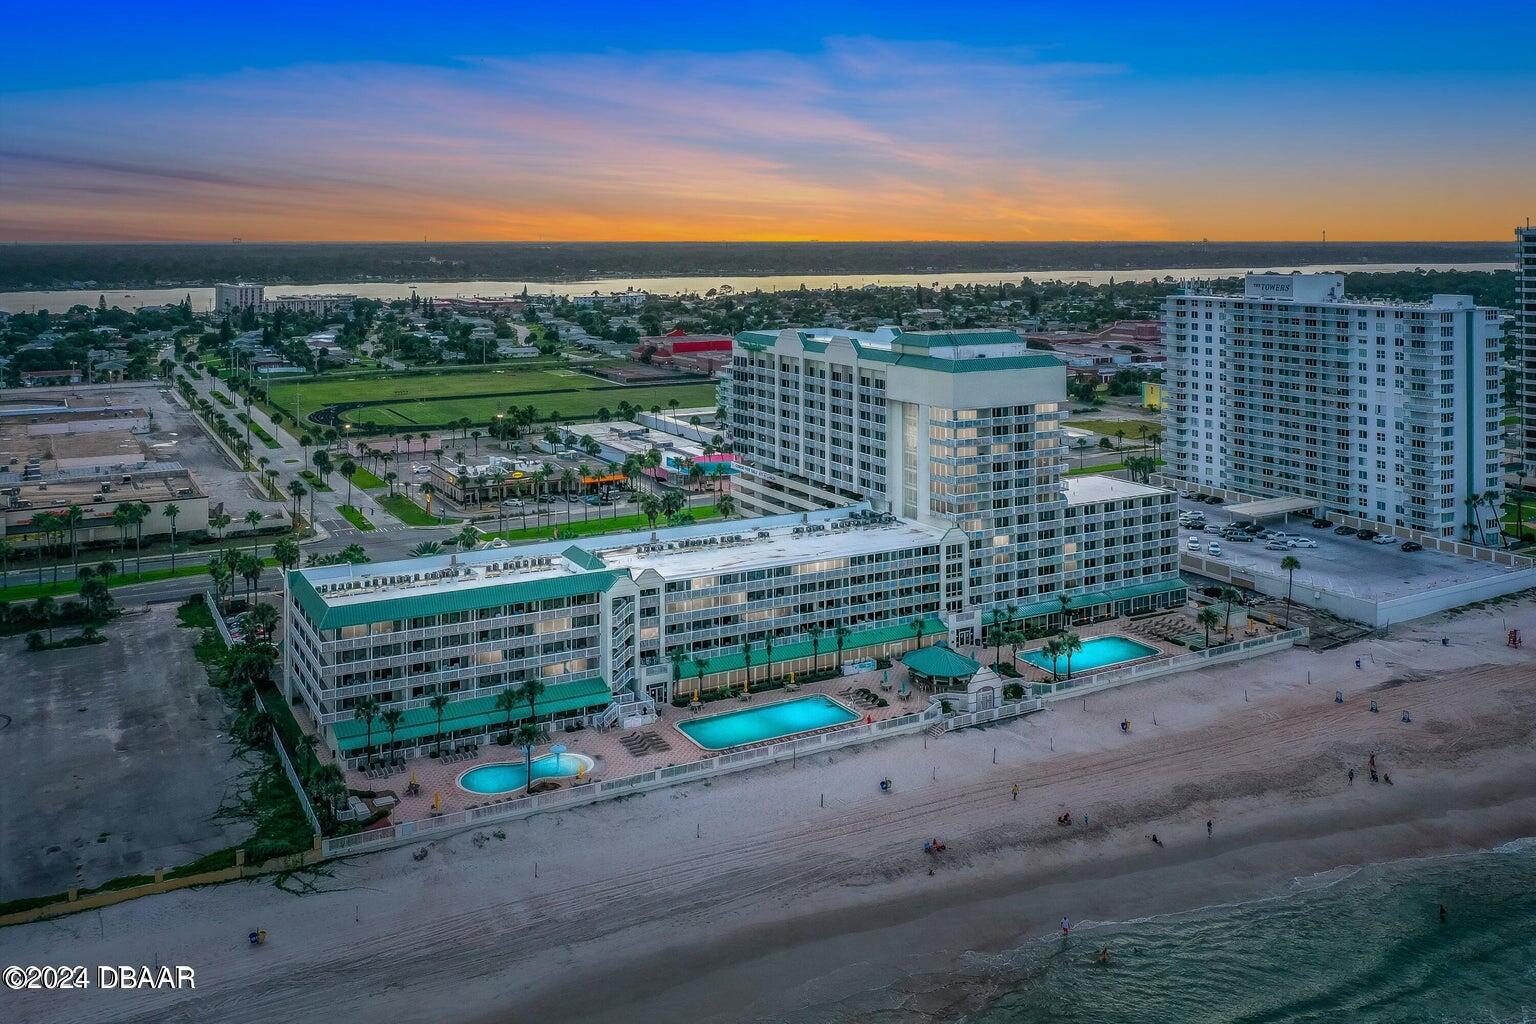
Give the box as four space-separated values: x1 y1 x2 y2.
901 641 981 692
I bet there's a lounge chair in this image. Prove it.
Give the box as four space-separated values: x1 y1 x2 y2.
837 685 854 697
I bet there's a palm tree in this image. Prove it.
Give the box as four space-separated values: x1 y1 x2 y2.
761 632 775 686
739 639 754 691
834 624 851 672
380 708 404 763
211 510 232 541
30 512 57 585
0 538 12 592
691 654 709 699
273 536 301 573
986 624 1003 666
715 492 736 519
639 492 661 529
384 470 398 497
1197 607 1221 650
112 502 135 574
909 615 926 652
163 503 181 572
455 525 480 551
340 458 358 507
128 502 151 576
514 722 542 795
807 624 824 673
409 693 444 760
1057 593 1072 633
353 696 381 767
494 686 520 742
244 509 264 559
1040 638 1063 681
409 541 442 557
1280 555 1301 628
1060 632 1084 680
287 479 307 530
62 504 84 577
521 678 547 728
668 648 688 700
1220 587 1241 639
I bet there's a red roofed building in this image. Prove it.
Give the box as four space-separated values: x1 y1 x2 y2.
633 333 734 374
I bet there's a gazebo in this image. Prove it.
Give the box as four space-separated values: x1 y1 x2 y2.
900 641 981 692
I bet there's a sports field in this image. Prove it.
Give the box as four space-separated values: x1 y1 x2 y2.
339 383 717 430
264 363 718 434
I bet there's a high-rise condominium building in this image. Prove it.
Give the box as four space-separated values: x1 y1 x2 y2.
1162 274 1504 539
726 327 1183 626
1519 227 1536 469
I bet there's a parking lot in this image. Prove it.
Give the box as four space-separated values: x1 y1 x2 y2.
0 604 249 899
1175 496 1517 601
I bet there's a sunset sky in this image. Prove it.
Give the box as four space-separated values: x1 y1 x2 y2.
3 1 1533 242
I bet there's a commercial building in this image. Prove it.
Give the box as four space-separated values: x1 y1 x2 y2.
725 327 1184 633
213 282 356 317
1519 226 1536 467
283 507 965 762
1162 274 1504 539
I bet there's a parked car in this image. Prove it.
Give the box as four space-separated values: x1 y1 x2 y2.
1179 490 1194 499
1372 534 1396 545
1401 541 1423 552
502 499 527 509
1208 542 1223 557
1334 525 1358 536
1288 538 1318 549
1203 495 1224 505
1356 529 1378 541
1241 522 1264 534
1264 541 1290 551
1187 538 1202 552
1310 518 1333 528
1257 530 1278 540
1226 532 1253 542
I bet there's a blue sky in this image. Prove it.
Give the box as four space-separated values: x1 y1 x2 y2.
2 1 1532 240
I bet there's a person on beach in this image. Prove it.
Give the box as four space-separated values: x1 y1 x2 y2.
1439 904 1447 922
1207 819 1213 837
1348 767 1355 784
1370 768 1379 783
1149 834 1163 847
1099 948 1110 964
1012 783 1019 802
1384 772 1393 785
1370 752 1376 769
1062 916 1071 936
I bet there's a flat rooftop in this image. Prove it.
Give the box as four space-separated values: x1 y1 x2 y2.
297 505 952 609
1066 475 1170 505
1177 497 1523 602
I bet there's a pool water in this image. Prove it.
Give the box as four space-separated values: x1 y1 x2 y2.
457 752 595 794
676 694 860 751
1019 634 1159 675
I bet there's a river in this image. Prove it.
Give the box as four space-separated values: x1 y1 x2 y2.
0 262 1510 313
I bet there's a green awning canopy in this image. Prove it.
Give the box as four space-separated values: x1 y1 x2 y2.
691 615 947 677
332 676 612 753
984 577 1186 626
901 641 980 680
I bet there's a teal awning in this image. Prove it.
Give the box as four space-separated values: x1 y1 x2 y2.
692 615 947 677
332 677 612 753
985 577 1186 626
901 641 980 680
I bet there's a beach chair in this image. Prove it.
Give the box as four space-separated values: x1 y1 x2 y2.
837 685 854 696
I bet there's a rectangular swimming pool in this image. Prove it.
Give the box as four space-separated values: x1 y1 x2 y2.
1019 634 1159 676
675 694 861 751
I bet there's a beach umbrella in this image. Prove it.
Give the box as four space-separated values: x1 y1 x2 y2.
550 743 567 771
408 769 418 787
432 791 441 811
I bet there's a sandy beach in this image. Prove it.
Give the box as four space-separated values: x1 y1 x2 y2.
4 595 1534 1024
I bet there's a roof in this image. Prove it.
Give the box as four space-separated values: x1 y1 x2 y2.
1065 475 1170 505
691 615 948 676
331 677 612 753
984 577 1187 624
1224 496 1320 519
735 327 1062 372
288 566 623 630
901 641 980 680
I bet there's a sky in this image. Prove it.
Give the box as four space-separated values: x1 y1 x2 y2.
2 1 1533 243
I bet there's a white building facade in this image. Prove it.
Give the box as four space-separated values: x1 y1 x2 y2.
726 327 1183 629
1162 274 1504 539
1519 227 1536 468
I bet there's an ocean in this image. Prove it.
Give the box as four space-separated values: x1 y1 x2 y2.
801 839 1536 1024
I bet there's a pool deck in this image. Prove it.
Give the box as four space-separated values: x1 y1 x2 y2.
355 665 920 822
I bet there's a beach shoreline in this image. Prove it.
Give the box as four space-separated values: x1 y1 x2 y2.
3 596 1533 1024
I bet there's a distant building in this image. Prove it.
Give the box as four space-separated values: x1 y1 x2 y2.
1519 226 1536 467
1141 380 1163 411
20 369 82 387
213 282 264 313
1162 273 1504 538
213 282 355 316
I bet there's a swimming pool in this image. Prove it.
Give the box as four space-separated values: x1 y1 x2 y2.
1019 634 1159 676
457 752 596 794
675 694 860 751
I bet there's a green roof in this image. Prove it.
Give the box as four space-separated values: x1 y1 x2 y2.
290 568 623 630
562 545 606 571
332 677 612 753
690 615 947 676
733 330 1060 372
901 641 980 680
984 577 1187 626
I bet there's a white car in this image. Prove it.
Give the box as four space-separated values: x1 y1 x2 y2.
1372 534 1397 545
1208 542 1223 557
1186 538 1202 552
1288 538 1317 549
1265 541 1290 551
412 464 430 474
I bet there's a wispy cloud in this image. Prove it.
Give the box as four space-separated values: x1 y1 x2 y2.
0 42 1163 241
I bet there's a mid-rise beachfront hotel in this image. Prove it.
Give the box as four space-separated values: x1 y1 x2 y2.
284 327 1184 763
1162 274 1504 538
1518 226 1536 469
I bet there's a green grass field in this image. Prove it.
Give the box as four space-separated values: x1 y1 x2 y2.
1063 418 1159 439
267 363 593 420
349 466 386 489
337 504 376 531
340 383 718 430
479 503 720 543
378 494 458 526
